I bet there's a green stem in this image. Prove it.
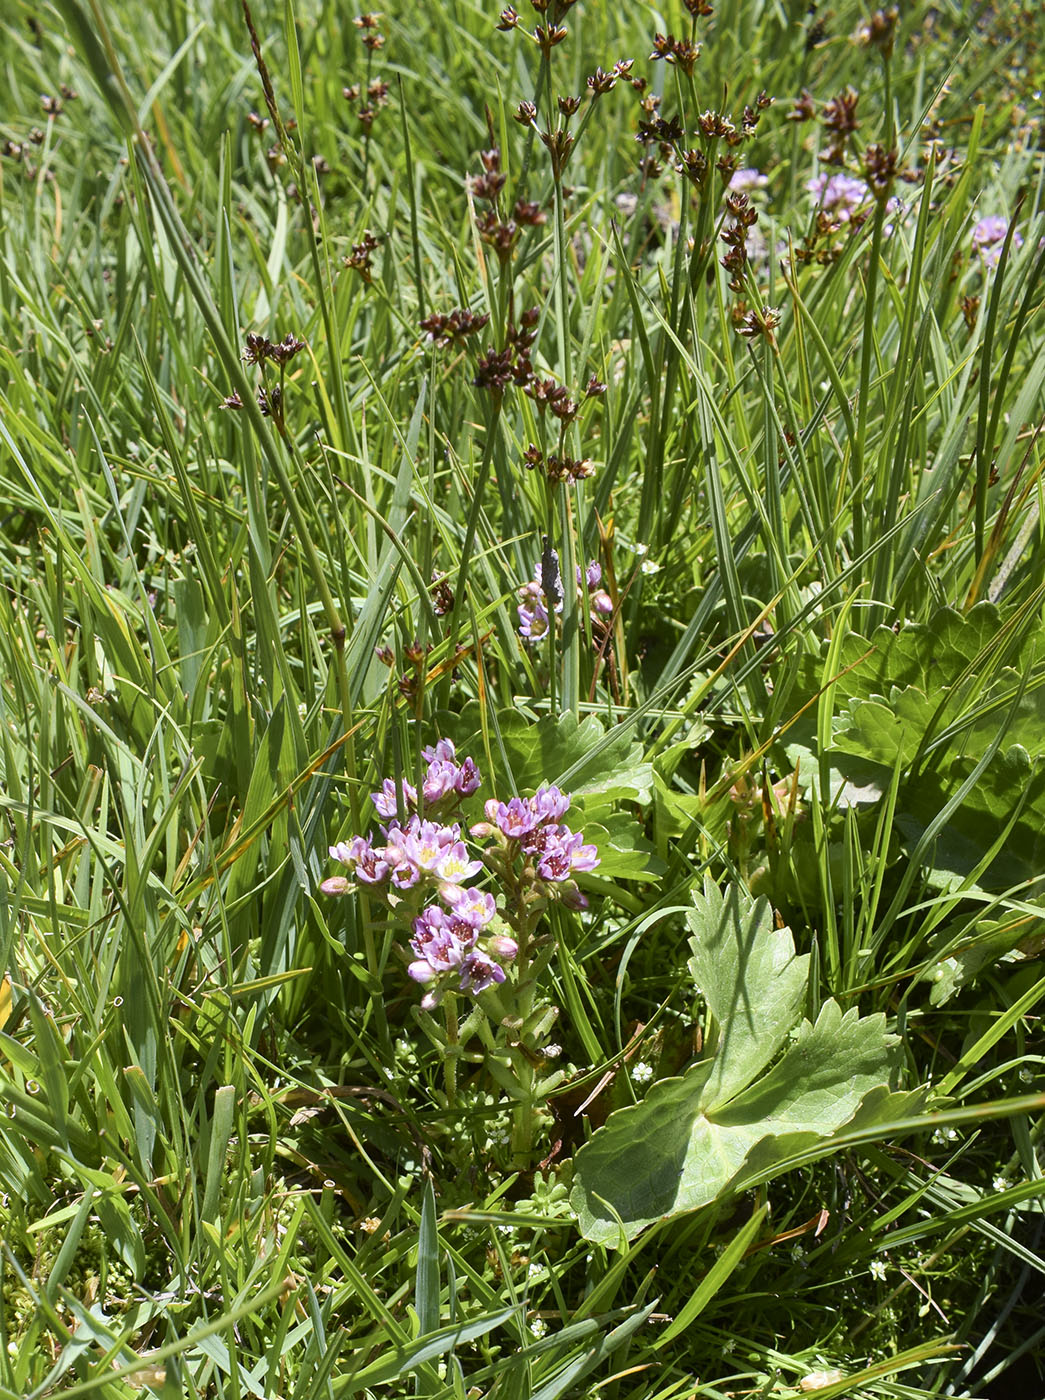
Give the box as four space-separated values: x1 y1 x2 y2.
444 993 460 1108
853 204 886 561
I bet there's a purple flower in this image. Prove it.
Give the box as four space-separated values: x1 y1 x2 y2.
531 785 571 824
422 758 460 805
410 905 472 970
330 835 392 885
433 839 484 887
487 795 542 838
730 166 768 193
443 885 497 927
454 756 481 796
458 949 507 993
518 596 551 641
806 172 870 220
371 778 416 819
422 738 458 764
972 215 1023 267
525 823 600 881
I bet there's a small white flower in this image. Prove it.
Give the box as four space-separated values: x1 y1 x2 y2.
497 1223 514 1235
639 558 661 575
633 541 649 557
631 1061 654 1085
530 1317 547 1338
869 1259 887 1281
543 1043 562 1059
528 1262 544 1279
1019 1066 1033 1083
993 1175 1007 1192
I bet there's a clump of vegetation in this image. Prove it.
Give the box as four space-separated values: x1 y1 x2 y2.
1 0 1044 1394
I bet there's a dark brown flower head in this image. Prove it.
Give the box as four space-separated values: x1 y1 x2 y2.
515 101 538 126
684 0 714 12
540 125 575 179
480 147 501 172
497 4 519 28
588 66 617 95
59 84 78 101
736 305 781 343
677 147 708 185
585 375 607 397
863 142 898 198
247 109 269 131
823 86 859 133
420 307 490 347
545 453 593 482
535 23 568 57
655 114 684 144
527 377 568 414
523 443 544 469
473 348 515 394
242 332 270 365
698 109 736 141
368 79 390 104
343 84 360 102
374 644 395 667
344 231 380 282
29 127 45 145
650 33 700 74
475 211 519 262
513 198 546 226
403 638 431 668
472 169 507 201
270 332 307 364
354 12 381 27
41 94 63 116
558 94 582 117
362 31 384 50
430 573 455 616
787 88 817 123
257 383 283 418
220 391 244 410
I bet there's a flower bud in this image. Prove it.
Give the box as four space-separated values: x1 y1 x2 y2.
487 935 519 962
319 876 351 896
408 960 437 984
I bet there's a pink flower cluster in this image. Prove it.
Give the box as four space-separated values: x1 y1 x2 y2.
971 215 1023 268
517 561 613 643
806 172 902 231
370 738 480 820
476 784 600 898
408 890 513 995
321 743 600 1006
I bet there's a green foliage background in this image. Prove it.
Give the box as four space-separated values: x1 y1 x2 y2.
1 0 1045 1395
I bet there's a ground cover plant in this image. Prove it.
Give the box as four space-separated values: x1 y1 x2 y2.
1 0 1045 1393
